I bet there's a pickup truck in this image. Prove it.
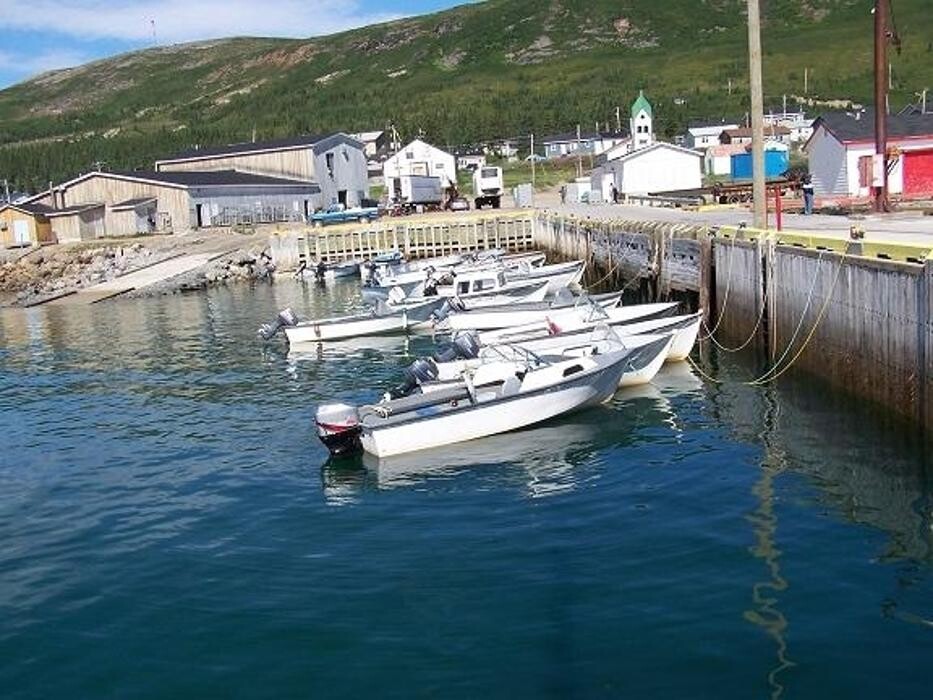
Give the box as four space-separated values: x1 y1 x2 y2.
310 204 380 227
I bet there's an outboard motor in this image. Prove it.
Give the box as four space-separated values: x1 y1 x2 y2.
315 403 363 456
423 276 439 297
553 286 575 306
258 307 299 340
387 286 407 306
433 331 481 363
430 296 465 324
387 357 440 399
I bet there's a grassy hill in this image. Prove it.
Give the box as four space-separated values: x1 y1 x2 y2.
1 0 931 191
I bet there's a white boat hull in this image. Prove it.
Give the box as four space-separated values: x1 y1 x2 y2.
472 301 679 337
285 299 444 343
358 352 627 457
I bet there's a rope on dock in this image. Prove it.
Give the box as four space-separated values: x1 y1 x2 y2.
702 278 770 353
685 355 723 384
698 236 736 341
743 249 827 384
746 251 847 385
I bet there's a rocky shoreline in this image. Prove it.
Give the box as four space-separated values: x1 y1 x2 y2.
0 239 277 307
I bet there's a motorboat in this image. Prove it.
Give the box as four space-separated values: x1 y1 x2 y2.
315 348 632 457
437 294 673 333
258 297 446 344
429 327 674 388
507 259 585 294
378 270 551 305
610 312 703 362
475 301 681 341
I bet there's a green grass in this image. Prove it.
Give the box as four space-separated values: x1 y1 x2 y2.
0 0 931 191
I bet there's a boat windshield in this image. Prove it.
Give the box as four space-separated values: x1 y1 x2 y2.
575 295 610 322
480 344 549 367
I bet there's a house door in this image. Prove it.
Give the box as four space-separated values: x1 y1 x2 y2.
13 219 30 245
337 190 348 207
196 204 205 228
903 150 933 197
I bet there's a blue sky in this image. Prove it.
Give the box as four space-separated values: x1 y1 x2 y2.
0 0 468 88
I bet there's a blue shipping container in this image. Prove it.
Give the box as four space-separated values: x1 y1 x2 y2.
730 149 789 179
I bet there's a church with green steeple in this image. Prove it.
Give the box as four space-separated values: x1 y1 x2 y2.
630 89 654 151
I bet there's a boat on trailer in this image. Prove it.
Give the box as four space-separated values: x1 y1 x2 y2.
315 349 632 457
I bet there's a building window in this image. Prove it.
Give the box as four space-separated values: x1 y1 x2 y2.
435 163 445 170
342 149 350 162
326 152 335 177
406 152 414 160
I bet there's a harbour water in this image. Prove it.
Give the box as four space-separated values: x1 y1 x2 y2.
1 280 931 698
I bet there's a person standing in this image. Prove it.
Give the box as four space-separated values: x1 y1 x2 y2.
802 175 815 215
611 184 619 204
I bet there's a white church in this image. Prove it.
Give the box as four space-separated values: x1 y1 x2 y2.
591 90 703 201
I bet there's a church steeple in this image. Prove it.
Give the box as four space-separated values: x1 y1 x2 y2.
630 89 654 151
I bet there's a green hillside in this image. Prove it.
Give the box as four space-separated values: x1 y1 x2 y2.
1 0 931 191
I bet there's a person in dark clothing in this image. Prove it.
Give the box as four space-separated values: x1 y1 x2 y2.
611 184 619 204
802 176 815 215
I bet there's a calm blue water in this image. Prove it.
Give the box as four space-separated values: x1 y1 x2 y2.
1 280 931 699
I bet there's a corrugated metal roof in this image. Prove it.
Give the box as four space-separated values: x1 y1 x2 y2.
113 170 319 188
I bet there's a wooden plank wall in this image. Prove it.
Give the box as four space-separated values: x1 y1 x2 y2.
269 215 535 269
770 248 931 429
713 239 764 347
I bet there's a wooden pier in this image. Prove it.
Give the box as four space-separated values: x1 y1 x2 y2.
267 210 933 430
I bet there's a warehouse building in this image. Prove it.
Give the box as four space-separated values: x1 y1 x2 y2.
155 132 369 209
24 169 320 240
591 142 702 199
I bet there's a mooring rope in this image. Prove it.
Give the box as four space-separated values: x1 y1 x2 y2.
744 249 827 385
702 275 770 354
685 354 723 384
698 236 737 341
746 251 847 385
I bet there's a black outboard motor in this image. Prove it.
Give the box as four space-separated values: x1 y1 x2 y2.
315 403 363 456
387 357 440 399
315 259 327 283
257 307 300 340
433 331 480 363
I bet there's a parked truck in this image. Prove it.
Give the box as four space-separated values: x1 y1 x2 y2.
389 175 444 213
473 166 504 209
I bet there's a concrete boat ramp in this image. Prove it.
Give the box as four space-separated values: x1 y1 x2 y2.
41 252 220 306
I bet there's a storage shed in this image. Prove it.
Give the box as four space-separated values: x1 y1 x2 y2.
730 141 790 179
0 201 55 248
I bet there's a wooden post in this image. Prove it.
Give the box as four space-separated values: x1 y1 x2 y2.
747 0 767 229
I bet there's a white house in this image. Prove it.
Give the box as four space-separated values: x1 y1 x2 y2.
383 139 456 194
455 149 486 171
705 143 746 176
805 110 933 199
592 142 703 199
630 90 654 151
686 119 740 150
764 103 814 143
542 131 627 159
349 131 387 158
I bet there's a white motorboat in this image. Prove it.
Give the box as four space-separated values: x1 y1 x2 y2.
430 327 673 387
258 297 446 344
475 301 680 341
439 294 673 333
315 349 631 457
381 269 551 304
612 312 703 361
507 259 585 294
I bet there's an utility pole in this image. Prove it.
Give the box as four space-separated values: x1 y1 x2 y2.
3 178 10 204
804 67 809 94
747 0 767 228
530 132 536 196
576 123 583 179
615 106 622 133
874 0 889 213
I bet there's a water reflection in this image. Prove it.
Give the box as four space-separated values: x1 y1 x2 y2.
321 410 621 503
743 385 794 700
